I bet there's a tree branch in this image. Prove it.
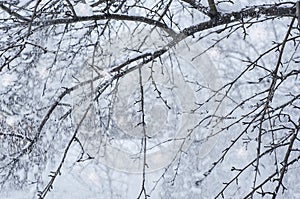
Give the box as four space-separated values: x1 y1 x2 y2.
183 4 295 36
207 0 218 17
0 3 30 22
17 4 295 39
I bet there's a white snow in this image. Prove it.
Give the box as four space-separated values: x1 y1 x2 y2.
0 73 17 87
218 1 242 12
74 3 94 17
5 115 19 126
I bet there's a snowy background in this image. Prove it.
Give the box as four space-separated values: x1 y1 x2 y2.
0 0 299 198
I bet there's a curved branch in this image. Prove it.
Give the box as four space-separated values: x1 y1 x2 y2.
28 13 177 36
16 4 296 39
110 4 296 75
